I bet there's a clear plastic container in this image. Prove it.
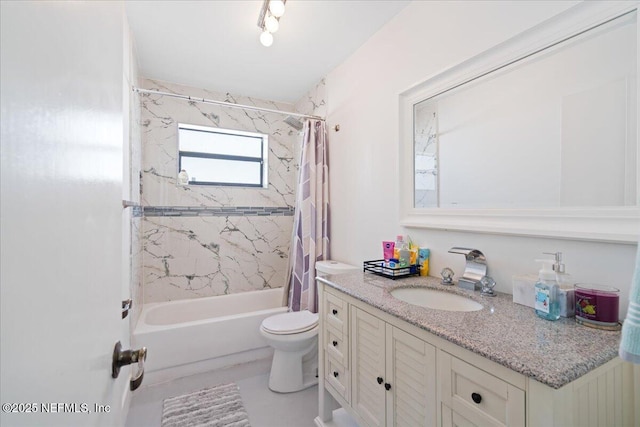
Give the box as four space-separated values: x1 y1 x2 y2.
574 284 620 330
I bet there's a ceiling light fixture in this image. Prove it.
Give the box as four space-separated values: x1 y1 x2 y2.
258 0 286 47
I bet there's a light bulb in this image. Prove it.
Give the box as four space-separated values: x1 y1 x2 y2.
260 30 273 47
265 15 279 33
269 0 285 18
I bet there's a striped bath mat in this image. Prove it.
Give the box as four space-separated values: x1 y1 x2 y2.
161 383 251 427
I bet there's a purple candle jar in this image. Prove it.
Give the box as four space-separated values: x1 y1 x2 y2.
574 284 620 330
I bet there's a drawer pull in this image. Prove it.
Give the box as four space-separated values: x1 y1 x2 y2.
332 309 338 315
471 392 482 404
333 371 339 378
332 340 338 347
377 377 383 384
384 383 391 391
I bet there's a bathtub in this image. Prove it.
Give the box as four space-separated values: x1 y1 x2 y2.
133 288 287 385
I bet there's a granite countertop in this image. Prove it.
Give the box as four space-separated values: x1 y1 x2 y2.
318 271 622 389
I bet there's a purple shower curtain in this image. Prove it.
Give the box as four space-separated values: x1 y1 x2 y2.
286 119 330 313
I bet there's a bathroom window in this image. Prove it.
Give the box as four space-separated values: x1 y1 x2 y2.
178 123 268 187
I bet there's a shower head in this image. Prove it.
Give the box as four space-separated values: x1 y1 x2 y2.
284 116 304 131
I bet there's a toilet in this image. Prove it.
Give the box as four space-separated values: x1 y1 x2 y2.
260 260 359 393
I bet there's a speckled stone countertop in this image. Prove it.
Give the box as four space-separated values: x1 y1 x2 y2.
318 272 622 389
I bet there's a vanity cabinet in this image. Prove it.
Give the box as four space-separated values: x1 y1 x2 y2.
351 306 436 427
317 281 635 427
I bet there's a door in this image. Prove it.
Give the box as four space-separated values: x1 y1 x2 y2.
1 2 129 426
386 326 436 427
351 307 386 427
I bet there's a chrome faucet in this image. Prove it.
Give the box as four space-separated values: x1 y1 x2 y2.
448 247 487 291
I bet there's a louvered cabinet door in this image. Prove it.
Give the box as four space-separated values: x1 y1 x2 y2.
351 307 386 427
386 325 437 427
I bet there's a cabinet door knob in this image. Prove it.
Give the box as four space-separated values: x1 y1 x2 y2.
377 376 383 384
332 340 338 347
385 383 391 391
471 392 482 404
333 371 339 378
332 309 338 315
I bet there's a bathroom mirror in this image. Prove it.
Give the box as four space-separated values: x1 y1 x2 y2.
400 3 640 243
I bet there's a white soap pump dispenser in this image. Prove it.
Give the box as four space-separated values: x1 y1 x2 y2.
534 259 560 321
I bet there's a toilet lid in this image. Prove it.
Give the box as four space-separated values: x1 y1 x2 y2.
262 310 319 335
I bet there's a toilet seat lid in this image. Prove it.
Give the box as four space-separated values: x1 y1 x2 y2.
262 310 319 335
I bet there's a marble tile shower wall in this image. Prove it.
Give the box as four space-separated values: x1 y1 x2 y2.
140 78 314 303
294 77 326 118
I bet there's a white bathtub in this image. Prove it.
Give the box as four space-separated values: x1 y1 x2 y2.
133 288 287 385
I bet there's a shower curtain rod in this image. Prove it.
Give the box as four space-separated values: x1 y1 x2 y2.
133 87 325 121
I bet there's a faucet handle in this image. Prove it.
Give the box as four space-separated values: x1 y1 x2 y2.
441 267 455 286
480 276 496 297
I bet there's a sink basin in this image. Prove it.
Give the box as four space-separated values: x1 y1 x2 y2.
390 287 483 312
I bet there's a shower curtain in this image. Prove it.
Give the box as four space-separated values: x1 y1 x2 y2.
284 119 330 313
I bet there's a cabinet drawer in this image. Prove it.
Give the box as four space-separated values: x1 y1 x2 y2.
326 327 348 365
440 352 525 427
325 291 348 335
442 403 479 427
325 353 349 401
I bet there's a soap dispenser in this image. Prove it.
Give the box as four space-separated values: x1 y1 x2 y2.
543 251 575 317
534 259 560 321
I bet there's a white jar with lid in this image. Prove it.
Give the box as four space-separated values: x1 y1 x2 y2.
177 169 189 185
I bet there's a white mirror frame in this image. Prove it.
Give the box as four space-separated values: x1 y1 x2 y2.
399 1 640 244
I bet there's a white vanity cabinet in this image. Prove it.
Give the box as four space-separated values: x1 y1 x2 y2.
351 306 436 427
317 281 636 427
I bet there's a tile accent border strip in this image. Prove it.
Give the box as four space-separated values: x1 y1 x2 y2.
143 206 294 217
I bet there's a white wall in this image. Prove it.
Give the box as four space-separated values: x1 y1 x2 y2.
325 1 638 318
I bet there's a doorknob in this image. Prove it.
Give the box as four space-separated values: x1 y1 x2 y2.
112 341 147 391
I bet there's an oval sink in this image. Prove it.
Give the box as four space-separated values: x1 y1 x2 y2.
390 287 483 312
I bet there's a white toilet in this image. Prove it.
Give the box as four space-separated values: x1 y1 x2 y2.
260 260 359 393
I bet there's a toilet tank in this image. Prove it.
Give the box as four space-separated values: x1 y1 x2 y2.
315 260 359 276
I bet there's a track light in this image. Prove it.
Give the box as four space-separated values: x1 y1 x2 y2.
257 0 286 47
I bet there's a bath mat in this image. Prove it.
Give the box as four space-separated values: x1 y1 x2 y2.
161 382 251 427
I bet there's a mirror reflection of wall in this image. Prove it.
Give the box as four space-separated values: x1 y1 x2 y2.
413 10 637 209
414 105 438 208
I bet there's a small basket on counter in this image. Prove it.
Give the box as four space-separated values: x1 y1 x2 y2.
363 260 420 280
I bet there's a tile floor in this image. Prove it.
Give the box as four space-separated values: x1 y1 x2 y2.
126 358 318 427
